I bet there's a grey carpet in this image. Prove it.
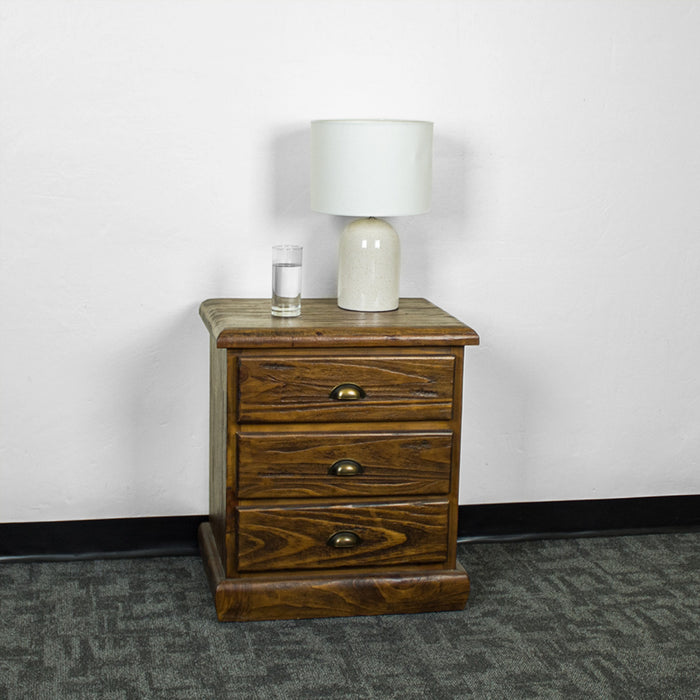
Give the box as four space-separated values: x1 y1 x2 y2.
1 533 698 699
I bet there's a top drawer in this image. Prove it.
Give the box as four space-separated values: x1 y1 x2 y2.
237 353 456 423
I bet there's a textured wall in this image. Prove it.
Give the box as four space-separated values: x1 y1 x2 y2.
2 0 699 521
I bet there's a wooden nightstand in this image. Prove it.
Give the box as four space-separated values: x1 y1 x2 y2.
198 298 479 621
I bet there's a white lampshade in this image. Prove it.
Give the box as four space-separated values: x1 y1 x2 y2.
310 119 433 312
311 120 433 216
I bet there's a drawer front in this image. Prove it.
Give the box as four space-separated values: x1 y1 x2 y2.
236 500 449 573
237 355 456 423
237 431 452 498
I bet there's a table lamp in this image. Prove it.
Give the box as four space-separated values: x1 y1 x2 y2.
310 119 433 311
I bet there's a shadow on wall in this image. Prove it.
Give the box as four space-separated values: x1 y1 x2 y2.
270 126 334 297
123 304 208 515
401 131 473 297
460 344 529 502
269 125 474 300
271 126 310 221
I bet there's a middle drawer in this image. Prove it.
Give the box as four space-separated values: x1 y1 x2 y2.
236 431 453 498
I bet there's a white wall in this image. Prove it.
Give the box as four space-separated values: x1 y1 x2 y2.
2 0 699 523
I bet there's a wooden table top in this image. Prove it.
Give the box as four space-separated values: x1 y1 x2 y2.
200 298 480 349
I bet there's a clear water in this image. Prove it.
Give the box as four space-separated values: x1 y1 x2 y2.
271 263 301 317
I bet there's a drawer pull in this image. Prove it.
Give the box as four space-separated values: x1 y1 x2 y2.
329 383 366 401
328 459 364 477
327 531 362 549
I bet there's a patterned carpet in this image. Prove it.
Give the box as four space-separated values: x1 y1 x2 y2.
1 532 698 699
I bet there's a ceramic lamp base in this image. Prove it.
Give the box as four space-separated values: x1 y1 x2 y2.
337 217 400 312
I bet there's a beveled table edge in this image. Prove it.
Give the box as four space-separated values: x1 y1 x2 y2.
200 298 480 349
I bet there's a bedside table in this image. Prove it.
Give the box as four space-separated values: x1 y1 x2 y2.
198 298 479 621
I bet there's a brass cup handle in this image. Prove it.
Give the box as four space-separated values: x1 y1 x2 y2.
327 531 362 549
328 459 363 477
329 383 366 401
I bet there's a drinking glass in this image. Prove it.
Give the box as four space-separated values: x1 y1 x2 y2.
271 245 302 317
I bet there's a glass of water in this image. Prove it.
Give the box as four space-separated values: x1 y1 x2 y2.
271 244 302 317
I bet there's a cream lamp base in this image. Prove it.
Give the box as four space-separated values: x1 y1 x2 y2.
337 217 400 312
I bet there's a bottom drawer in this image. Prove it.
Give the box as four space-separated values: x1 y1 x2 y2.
236 500 449 573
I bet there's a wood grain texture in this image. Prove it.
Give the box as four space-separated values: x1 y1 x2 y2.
236 430 452 498
199 297 478 620
199 520 226 595
208 338 228 566
237 354 455 423
235 500 449 572
447 346 465 567
200 298 480 349
217 568 470 621
200 522 469 621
